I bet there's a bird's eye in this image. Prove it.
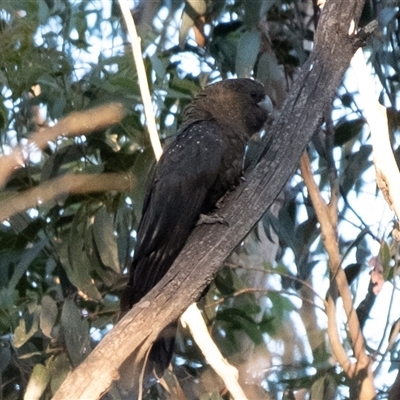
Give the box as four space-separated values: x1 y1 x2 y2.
251 91 260 101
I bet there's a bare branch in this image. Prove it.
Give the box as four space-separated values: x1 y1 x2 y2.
118 0 162 160
326 297 356 377
0 102 126 188
181 304 248 400
350 49 399 219
0 173 135 222
300 152 375 397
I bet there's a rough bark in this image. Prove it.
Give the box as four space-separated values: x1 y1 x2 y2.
52 1 368 399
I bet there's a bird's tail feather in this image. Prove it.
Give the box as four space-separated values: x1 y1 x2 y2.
148 322 178 379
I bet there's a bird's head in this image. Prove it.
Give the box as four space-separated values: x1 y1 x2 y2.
183 78 272 137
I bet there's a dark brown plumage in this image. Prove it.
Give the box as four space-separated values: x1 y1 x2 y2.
120 78 270 375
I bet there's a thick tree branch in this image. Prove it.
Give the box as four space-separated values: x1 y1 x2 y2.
350 45 400 400
53 1 369 399
351 49 400 218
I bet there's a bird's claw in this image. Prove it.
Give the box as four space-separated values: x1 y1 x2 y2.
196 213 229 227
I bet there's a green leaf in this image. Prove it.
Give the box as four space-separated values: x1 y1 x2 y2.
92 207 120 272
41 144 86 182
214 268 236 296
51 96 67 119
40 295 58 338
8 241 46 290
341 145 372 195
334 118 365 147
0 100 8 130
87 225 117 287
379 241 391 280
61 299 91 368
58 211 102 301
243 0 265 28
236 30 261 78
268 292 294 326
0 288 18 310
24 363 50 400
13 303 40 348
170 76 200 96
0 342 11 372
49 354 72 394
256 51 283 83
209 21 241 75
38 0 50 25
259 313 275 335
310 374 337 399
150 54 168 79
217 308 263 345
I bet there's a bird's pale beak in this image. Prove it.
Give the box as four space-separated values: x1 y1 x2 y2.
258 95 273 115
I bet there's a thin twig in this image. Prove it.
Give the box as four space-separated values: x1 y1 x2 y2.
225 263 327 306
300 152 373 382
205 287 326 312
118 0 162 160
326 297 356 377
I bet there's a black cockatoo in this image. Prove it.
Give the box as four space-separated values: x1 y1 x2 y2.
121 78 271 376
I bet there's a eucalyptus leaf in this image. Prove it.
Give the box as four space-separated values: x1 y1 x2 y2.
236 30 261 78
8 241 46 290
61 299 91 368
49 354 72 394
379 241 391 280
24 364 50 400
13 304 40 348
310 374 337 400
341 145 372 195
92 207 120 272
334 118 365 147
38 0 50 25
0 342 11 372
40 295 58 338
58 212 102 301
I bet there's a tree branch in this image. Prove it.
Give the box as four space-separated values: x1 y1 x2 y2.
0 173 135 222
350 44 400 400
351 48 400 218
118 0 162 160
52 1 369 398
300 152 375 398
180 304 248 400
0 102 126 188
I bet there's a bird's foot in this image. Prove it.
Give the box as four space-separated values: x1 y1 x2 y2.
196 213 229 227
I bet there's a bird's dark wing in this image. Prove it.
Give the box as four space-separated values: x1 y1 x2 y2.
122 121 225 308
119 78 270 378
